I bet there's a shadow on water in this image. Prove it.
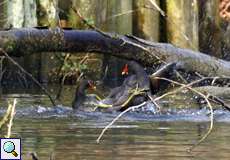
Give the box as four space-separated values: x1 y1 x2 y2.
0 86 230 160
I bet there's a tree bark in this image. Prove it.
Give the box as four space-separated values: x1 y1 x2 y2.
198 0 222 57
0 0 7 28
1 28 230 77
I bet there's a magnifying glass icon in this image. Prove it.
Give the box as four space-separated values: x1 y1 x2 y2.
3 141 18 157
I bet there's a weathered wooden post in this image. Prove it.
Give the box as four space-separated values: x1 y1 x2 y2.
166 0 199 50
36 0 58 84
0 0 7 28
133 0 159 41
22 0 39 84
7 0 24 27
198 0 222 57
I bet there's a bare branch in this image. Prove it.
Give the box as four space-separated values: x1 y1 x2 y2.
0 48 56 106
96 102 147 143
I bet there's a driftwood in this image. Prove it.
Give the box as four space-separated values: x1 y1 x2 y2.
194 86 230 97
173 86 230 99
0 28 230 77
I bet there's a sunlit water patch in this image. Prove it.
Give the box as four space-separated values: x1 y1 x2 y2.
0 103 230 122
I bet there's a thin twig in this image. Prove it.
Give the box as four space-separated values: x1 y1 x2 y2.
187 95 214 152
71 7 110 37
147 93 161 111
72 6 165 64
55 53 72 100
153 77 208 102
96 102 147 143
55 73 69 100
152 77 214 151
96 77 215 145
154 76 230 111
0 56 5 86
211 76 218 85
0 48 56 106
103 9 138 22
148 0 166 16
56 52 89 100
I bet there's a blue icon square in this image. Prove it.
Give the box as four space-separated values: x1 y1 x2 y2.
0 138 21 160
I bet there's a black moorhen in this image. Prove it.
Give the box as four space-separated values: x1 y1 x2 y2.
100 61 150 111
72 80 98 111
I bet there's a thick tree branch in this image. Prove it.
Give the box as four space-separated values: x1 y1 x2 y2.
0 28 230 76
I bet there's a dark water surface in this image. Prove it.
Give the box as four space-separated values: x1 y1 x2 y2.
0 87 230 160
6 117 230 160
0 107 230 160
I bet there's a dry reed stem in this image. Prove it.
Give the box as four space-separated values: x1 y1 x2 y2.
187 95 214 152
5 99 17 138
152 77 214 151
0 102 13 129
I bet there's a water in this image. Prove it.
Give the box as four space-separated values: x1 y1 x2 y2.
4 117 230 160
1 87 230 160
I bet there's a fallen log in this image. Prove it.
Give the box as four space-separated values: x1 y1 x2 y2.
1 28 230 76
194 86 230 98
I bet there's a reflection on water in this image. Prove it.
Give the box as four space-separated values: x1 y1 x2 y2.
1 118 230 160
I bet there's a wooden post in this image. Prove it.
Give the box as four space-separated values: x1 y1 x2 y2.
23 0 39 84
166 0 199 50
24 0 37 27
37 0 58 83
7 0 24 27
133 0 159 41
198 0 222 57
0 0 7 28
37 0 58 27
